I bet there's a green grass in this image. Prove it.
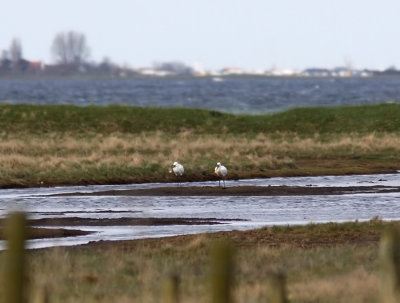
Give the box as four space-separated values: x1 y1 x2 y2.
2 103 400 135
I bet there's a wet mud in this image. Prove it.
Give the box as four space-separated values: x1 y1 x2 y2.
53 185 400 197
27 217 242 227
0 227 92 240
0 217 244 240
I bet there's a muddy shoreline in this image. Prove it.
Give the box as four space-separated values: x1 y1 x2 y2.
0 217 238 240
0 227 92 240
0 164 398 189
27 217 241 227
53 185 400 197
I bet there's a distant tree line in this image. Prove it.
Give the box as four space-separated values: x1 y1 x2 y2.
2 31 399 78
0 31 194 77
1 38 31 74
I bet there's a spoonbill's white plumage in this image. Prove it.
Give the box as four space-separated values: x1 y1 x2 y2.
214 162 228 188
169 162 184 185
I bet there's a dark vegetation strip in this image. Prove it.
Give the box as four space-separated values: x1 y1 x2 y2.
0 227 91 240
24 217 239 226
2 103 400 135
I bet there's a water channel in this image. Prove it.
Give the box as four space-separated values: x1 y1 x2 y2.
1 173 400 249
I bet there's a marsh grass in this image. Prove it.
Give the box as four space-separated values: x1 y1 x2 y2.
1 104 400 186
0 220 392 302
1 131 400 186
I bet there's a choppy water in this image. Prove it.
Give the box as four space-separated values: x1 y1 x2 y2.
1 173 400 249
1 77 400 113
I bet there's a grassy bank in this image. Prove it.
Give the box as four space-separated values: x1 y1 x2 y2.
1 104 400 187
0 219 393 302
2 103 400 135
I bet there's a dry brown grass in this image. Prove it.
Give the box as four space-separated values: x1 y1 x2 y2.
0 221 383 303
0 131 400 186
280 132 400 156
289 267 379 303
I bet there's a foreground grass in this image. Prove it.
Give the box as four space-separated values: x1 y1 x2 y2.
1 104 400 187
0 219 393 302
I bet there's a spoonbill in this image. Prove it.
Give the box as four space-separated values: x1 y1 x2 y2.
169 161 184 184
215 162 228 188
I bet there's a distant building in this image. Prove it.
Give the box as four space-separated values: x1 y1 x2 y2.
331 67 352 77
153 61 194 76
137 68 172 77
302 68 331 77
220 67 244 75
248 69 265 75
192 61 206 76
265 68 300 77
28 61 44 74
352 69 372 77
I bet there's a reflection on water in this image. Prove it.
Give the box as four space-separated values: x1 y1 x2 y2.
0 173 399 249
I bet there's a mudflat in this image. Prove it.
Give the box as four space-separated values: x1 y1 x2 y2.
53 185 400 197
0 217 236 240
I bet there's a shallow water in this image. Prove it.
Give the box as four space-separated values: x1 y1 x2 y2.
0 173 399 249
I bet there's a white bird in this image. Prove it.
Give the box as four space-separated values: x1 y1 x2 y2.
169 161 184 185
214 162 228 188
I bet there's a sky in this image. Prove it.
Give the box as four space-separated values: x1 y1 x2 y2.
1 0 400 71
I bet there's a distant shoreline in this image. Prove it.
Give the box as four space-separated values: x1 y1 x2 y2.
3 74 400 81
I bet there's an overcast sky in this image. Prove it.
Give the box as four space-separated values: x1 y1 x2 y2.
1 0 399 70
